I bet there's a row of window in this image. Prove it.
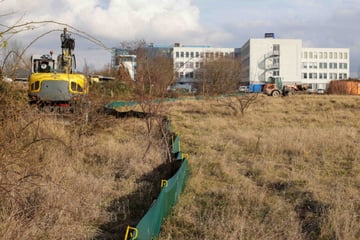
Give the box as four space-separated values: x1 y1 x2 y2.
175 51 233 59
175 61 204 69
302 62 348 69
302 73 348 80
178 71 195 79
302 51 348 60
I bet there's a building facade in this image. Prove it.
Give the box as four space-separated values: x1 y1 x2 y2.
111 35 350 92
238 34 350 91
172 44 235 91
301 47 349 91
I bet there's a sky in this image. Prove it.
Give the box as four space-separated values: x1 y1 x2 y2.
1 0 360 76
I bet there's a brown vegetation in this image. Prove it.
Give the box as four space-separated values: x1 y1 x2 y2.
161 94 360 240
194 57 242 95
0 81 171 239
1 80 359 239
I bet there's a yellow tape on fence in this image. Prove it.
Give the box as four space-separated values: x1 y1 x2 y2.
124 226 138 240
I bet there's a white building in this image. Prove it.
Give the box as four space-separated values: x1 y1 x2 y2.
172 44 235 91
301 48 349 91
239 34 350 91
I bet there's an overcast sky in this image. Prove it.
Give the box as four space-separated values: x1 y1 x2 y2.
1 0 360 76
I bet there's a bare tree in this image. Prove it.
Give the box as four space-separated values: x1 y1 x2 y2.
195 56 242 96
111 41 176 160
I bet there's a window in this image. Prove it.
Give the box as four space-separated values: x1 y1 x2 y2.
314 52 318 59
329 73 337 79
324 52 328 58
339 73 347 79
302 62 307 68
175 52 179 58
319 62 327 69
180 52 184 57
329 52 333 59
319 73 327 79
309 73 317 79
329 63 337 69
319 52 323 59
273 70 279 76
344 52 348 59
334 52 337 59
309 52 313 58
339 63 348 69
71 82 83 92
303 52 308 58
309 62 317 69
185 52 189 58
195 52 199 58
339 52 343 59
302 73 307 79
273 44 280 51
195 62 199 68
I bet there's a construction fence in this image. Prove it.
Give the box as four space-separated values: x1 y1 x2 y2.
105 102 189 240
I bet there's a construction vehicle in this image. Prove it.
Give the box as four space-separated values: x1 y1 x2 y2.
28 28 88 110
263 76 308 97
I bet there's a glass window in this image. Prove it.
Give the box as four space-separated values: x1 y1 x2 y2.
195 52 199 58
319 73 327 79
324 52 328 58
319 52 323 59
309 52 313 58
175 52 179 58
180 52 184 57
339 52 343 59
329 52 333 59
334 52 337 59
302 62 307 68
329 73 337 79
190 52 194 58
302 73 307 79
303 52 308 58
185 52 189 58
314 52 318 59
320 62 327 69
344 52 348 59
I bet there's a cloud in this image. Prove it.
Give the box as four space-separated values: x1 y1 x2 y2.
1 0 202 45
1 0 203 69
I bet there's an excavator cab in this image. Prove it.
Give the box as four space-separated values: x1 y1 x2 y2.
31 54 55 73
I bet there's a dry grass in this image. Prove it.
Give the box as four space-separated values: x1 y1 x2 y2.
1 82 359 240
161 94 360 240
0 82 171 239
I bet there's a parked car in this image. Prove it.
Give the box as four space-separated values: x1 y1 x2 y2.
238 86 249 93
317 88 326 94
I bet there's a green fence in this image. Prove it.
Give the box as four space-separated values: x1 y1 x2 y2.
105 102 189 240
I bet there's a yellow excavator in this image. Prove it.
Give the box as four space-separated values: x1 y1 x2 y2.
28 28 88 111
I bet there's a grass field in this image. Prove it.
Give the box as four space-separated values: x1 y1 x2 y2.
1 86 359 239
161 94 360 240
